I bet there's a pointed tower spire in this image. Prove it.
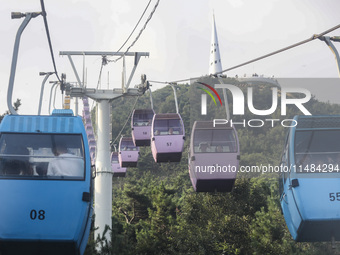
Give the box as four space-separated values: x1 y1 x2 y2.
209 13 223 76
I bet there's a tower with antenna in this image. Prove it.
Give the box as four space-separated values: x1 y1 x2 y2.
209 13 223 76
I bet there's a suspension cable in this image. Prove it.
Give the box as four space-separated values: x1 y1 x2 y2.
90 57 107 110
148 24 340 85
111 95 140 146
40 0 61 82
111 0 160 63
114 0 152 54
218 24 340 75
96 57 107 90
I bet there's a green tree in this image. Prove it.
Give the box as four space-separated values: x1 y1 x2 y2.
0 99 21 122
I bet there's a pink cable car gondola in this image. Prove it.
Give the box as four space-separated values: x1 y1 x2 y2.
131 109 155 146
118 137 139 167
111 152 127 177
151 113 185 162
188 121 239 192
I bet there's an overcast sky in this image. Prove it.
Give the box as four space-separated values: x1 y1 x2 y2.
0 0 340 115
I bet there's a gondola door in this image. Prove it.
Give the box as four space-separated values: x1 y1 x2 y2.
280 128 303 240
280 137 296 237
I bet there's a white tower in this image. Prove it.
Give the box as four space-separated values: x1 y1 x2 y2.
209 14 223 75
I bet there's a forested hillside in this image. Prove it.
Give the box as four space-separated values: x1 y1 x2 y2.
86 77 340 255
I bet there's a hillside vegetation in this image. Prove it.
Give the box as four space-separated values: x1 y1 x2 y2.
86 77 340 255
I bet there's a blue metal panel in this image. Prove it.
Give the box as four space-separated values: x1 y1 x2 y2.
52 109 74 116
0 180 88 240
293 178 340 220
287 119 303 230
280 122 301 240
0 114 83 134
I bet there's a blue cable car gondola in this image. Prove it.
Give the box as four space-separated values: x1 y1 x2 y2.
188 121 239 192
0 109 93 255
279 115 340 242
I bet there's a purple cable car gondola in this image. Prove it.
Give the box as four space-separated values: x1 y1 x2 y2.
131 109 155 146
118 137 139 167
188 121 239 192
111 152 127 177
151 113 185 162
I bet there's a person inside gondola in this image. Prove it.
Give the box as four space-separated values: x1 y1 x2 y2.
215 145 223 153
48 144 83 177
1 146 32 176
168 128 174 135
2 159 30 176
296 153 312 169
198 142 210 153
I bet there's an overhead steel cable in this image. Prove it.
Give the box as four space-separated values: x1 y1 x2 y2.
40 0 61 82
90 57 107 110
218 24 340 75
96 57 107 90
111 0 160 63
148 24 340 85
114 0 152 54
111 95 140 146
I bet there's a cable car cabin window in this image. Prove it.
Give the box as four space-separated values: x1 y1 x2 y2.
111 154 119 163
0 133 85 180
133 113 154 126
294 130 340 173
154 119 183 136
193 129 237 153
120 140 138 151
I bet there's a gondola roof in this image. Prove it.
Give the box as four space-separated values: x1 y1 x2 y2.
193 120 233 129
0 109 83 133
295 115 340 129
154 113 181 120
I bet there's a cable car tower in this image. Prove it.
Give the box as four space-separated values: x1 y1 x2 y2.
59 51 149 244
